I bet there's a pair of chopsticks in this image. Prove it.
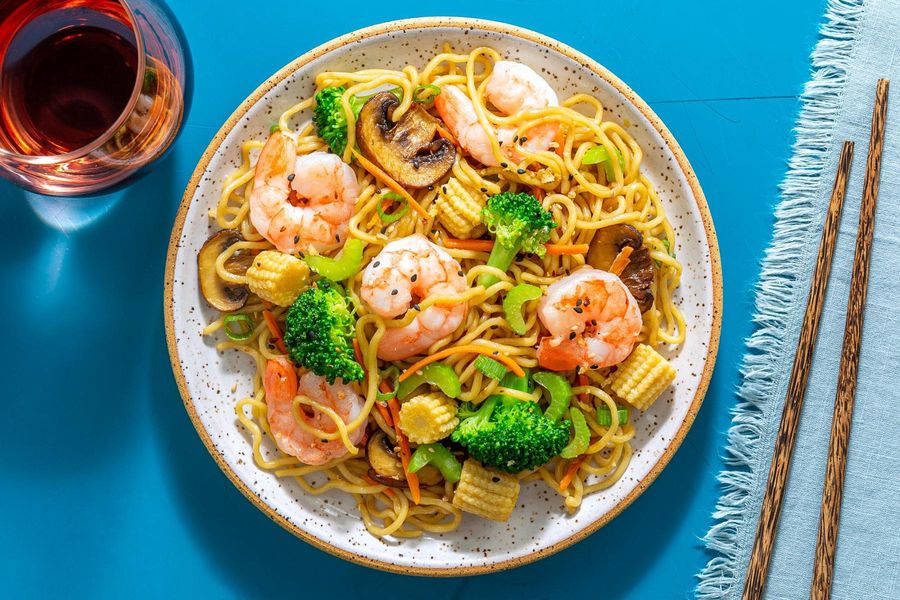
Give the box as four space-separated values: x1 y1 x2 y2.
743 79 890 600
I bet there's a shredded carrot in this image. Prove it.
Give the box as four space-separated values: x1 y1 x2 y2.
552 128 566 158
399 345 525 381
545 243 589 255
608 245 634 276
559 455 588 492
363 474 395 498
388 397 420 504
354 338 395 425
530 187 544 201
262 310 288 354
351 149 428 219
577 374 589 404
435 122 458 148
441 237 588 256
441 238 494 252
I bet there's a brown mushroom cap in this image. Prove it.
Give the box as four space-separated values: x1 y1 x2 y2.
356 92 455 189
586 224 655 312
197 230 252 311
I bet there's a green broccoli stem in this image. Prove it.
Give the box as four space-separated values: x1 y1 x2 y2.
477 242 522 289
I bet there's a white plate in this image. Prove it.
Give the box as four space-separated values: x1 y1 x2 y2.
164 18 722 575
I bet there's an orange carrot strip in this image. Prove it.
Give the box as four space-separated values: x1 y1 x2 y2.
363 474 395 498
552 128 566 158
559 455 588 492
351 149 428 219
545 243 589 256
399 345 525 382
441 237 587 256
577 374 589 403
608 246 634 276
262 310 288 354
388 397 420 504
441 238 494 251
531 187 544 201
435 122 459 148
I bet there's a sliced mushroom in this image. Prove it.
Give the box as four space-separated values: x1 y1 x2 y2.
356 92 455 189
586 224 655 312
198 230 251 311
366 431 442 487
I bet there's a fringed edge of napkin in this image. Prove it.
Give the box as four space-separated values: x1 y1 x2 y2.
695 0 866 597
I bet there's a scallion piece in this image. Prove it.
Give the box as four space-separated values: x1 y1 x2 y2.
560 407 590 459
269 123 280 134
376 192 410 224
408 443 462 482
223 314 253 341
304 238 364 281
581 144 626 180
396 363 461 399
502 283 542 335
533 371 573 422
375 367 400 402
473 354 508 380
412 84 441 105
596 406 630 427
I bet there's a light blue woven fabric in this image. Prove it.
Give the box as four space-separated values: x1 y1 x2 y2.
697 0 900 598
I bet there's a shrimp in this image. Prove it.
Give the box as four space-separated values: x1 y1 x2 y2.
249 132 359 255
360 234 468 361
536 268 642 371
434 60 559 167
263 357 367 465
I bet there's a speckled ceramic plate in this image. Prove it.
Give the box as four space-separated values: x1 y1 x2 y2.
164 18 722 575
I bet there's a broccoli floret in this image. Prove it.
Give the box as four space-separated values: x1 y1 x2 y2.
312 86 401 156
451 372 570 473
478 192 557 288
283 279 364 384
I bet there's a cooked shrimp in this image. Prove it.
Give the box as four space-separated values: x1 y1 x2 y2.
249 132 359 254
435 60 559 166
263 357 367 465
536 268 641 371
360 234 468 361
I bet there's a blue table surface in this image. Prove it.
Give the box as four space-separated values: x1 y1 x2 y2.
0 2 826 598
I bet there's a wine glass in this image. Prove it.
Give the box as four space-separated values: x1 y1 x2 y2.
0 0 191 195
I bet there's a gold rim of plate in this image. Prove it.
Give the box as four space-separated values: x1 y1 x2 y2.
163 16 723 576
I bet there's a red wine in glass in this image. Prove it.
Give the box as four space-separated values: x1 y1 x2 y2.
0 0 190 195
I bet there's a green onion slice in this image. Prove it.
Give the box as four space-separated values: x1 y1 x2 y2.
408 443 462 482
581 144 626 180
473 354 508 380
533 371 573 422
596 406 630 427
304 239 364 281
412 84 441 105
376 192 410 224
502 283 543 335
223 314 254 341
397 363 461 399
560 407 590 459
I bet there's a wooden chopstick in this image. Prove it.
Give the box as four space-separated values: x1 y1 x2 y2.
810 79 890 600
742 139 855 600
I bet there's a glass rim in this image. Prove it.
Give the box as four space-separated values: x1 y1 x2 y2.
0 0 146 165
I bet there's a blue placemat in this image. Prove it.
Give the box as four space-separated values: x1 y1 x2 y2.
698 0 900 597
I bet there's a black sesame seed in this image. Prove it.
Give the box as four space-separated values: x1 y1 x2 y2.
298 251 305 259
428 185 434 191
500 162 508 168
492 476 501 483
411 273 418 282
520 136 528 144
492 351 499 356
458 270 464 277
590 364 599 370
442 186 447 194
569 332 576 340
293 235 300 244
287 174 295 182
517 168 526 174
480 187 488 193
391 289 398 296
575 298 582 307
412 304 421 311
280 226 286 232
573 307 583 314
335 234 340 242
512 135 518 143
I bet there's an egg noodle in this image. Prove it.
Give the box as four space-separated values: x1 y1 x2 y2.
202 45 685 538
